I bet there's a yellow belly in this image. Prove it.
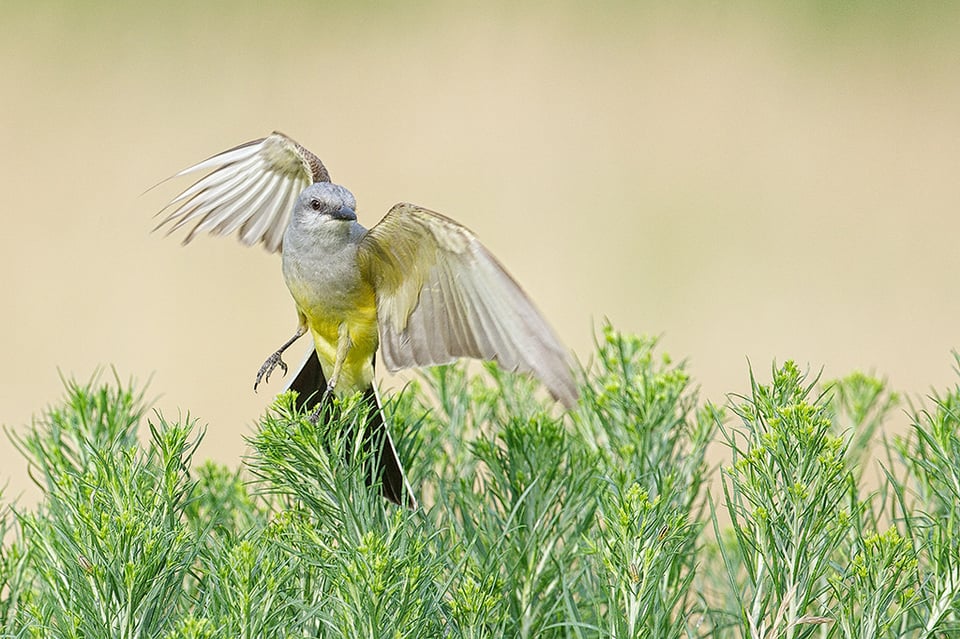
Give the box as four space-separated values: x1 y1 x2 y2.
302 293 379 396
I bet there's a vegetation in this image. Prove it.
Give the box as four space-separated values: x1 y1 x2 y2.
1 325 958 637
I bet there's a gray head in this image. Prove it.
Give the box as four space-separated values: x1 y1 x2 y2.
293 182 358 223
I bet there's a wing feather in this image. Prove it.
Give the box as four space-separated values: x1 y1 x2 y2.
231 179 282 239
186 170 273 242
359 203 577 408
166 152 262 207
241 174 311 248
156 132 329 253
212 172 282 236
263 179 301 251
172 138 264 177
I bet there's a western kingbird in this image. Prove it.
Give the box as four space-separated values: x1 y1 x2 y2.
157 132 577 506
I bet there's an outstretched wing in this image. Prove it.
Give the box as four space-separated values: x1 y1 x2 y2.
358 203 577 408
155 132 330 253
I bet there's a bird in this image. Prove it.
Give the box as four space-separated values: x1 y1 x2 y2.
156 131 577 507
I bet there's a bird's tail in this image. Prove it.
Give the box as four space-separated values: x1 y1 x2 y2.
284 349 417 508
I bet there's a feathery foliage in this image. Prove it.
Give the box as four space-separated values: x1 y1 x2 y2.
1 328 958 637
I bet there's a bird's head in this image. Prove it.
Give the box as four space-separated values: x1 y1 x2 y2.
293 182 358 226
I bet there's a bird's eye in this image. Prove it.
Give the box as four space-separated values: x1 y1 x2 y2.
310 198 322 211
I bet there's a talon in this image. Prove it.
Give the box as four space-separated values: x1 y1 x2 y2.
254 351 288 391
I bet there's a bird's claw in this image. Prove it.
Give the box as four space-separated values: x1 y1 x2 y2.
307 378 337 426
254 351 288 391
306 383 336 424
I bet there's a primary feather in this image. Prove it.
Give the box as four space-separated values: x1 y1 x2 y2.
358 203 577 408
157 132 328 253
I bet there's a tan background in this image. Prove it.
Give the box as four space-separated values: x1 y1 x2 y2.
2 3 959 501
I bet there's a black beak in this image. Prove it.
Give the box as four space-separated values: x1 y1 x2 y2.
331 206 357 221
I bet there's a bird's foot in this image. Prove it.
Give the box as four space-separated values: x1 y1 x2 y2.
307 385 335 424
254 351 288 391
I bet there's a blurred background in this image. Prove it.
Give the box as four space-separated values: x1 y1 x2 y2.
2 2 959 501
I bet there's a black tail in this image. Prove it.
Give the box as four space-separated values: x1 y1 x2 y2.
284 349 415 507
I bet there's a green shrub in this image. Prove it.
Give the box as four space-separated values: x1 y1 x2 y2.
1 327 958 637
